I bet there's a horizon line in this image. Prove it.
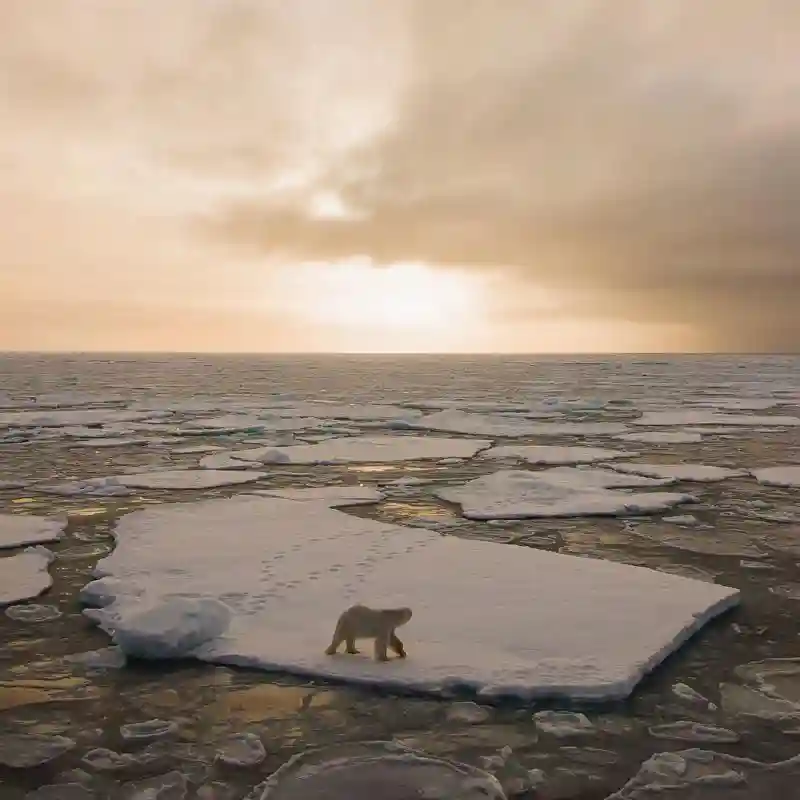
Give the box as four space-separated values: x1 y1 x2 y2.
2 350 799 358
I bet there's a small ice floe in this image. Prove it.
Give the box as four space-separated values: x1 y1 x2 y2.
751 466 800 487
5 603 62 622
609 748 800 798
206 435 492 466
216 732 266 766
253 741 505 800
113 469 266 490
647 721 739 743
0 546 55 606
0 408 168 428
482 445 635 465
614 431 703 444
633 410 800 427
671 682 712 707
533 710 594 737
35 477 135 497
251 486 384 506
120 719 179 743
436 469 694 520
662 514 699 525
446 701 491 724
0 513 65 549
607 463 745 483
0 733 76 768
411 409 626 437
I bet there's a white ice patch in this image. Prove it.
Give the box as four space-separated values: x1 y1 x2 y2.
115 469 266 490
411 410 627 437
214 436 492 465
0 409 167 429
752 467 800 488
0 546 54 605
482 446 634 465
437 470 693 520
82 495 736 701
607 463 745 483
615 431 703 445
0 514 65 549
634 411 800 427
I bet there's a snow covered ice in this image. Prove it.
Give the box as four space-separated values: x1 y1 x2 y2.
81 494 738 702
436 469 695 520
0 546 55 606
0 513 65 549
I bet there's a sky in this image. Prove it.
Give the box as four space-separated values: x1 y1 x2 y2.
1 0 799 354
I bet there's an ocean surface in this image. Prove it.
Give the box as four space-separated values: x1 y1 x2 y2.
1 353 800 799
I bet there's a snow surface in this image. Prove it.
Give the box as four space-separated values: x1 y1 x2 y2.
81 494 736 701
437 470 694 520
615 431 703 445
0 514 65 549
607 463 745 483
0 546 54 606
411 410 627 437
634 411 800 427
751 467 800 488
115 469 266 490
482 446 634 465
209 436 492 465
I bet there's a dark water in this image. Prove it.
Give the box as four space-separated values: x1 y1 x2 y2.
1 353 800 798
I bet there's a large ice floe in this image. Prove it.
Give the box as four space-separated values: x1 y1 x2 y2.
0 514 65 549
200 435 492 466
436 469 695 520
80 494 737 702
0 546 54 605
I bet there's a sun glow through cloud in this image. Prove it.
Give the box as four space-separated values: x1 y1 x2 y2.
269 260 487 352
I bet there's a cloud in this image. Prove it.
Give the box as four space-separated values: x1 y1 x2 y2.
208 0 800 350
